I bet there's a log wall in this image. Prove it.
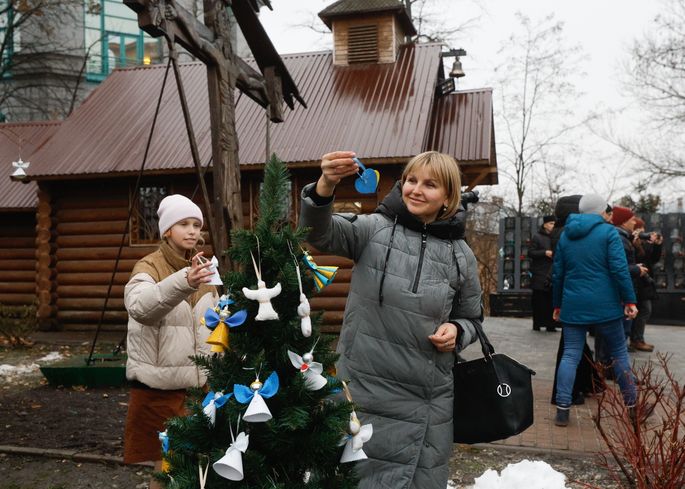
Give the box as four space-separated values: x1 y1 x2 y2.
0 211 37 307
41 177 220 332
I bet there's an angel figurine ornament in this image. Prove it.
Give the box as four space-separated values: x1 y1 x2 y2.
201 390 232 426
339 382 373 463
287 341 327 391
197 255 223 286
242 239 281 321
234 370 279 422
288 241 312 336
302 251 338 292
159 430 171 472
203 306 248 353
213 416 249 481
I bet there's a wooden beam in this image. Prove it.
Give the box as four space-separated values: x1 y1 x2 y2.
36 185 56 330
463 166 497 190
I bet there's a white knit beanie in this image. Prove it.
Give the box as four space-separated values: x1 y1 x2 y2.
578 194 607 215
157 194 203 235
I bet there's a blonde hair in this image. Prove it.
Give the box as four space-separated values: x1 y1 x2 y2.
401 151 462 220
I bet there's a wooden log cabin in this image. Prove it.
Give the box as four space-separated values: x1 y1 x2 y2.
18 0 498 334
0 121 60 311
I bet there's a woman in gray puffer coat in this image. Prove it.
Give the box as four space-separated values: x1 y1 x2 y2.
299 151 483 489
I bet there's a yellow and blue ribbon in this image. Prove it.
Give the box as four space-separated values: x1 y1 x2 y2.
302 251 338 292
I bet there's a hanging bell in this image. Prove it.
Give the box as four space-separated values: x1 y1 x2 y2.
243 394 272 423
449 57 465 78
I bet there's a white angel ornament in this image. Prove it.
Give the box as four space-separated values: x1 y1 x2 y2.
242 243 281 321
288 241 312 337
213 417 249 481
287 343 327 391
234 371 280 422
339 381 373 463
242 279 281 321
339 410 373 463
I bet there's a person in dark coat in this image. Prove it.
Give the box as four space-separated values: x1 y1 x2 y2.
611 206 646 335
552 194 638 426
549 195 600 406
630 217 662 351
529 215 556 331
594 206 647 364
300 150 482 489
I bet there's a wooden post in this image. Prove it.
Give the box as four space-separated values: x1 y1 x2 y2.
35 185 56 330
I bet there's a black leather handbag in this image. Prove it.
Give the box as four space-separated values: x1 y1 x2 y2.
453 322 536 444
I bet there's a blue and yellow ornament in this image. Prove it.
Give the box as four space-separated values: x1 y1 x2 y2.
202 306 248 353
302 251 338 292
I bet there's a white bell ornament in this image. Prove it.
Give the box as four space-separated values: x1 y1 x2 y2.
234 371 280 423
213 417 249 482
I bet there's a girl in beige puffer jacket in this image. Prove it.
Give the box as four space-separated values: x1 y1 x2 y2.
122 194 218 488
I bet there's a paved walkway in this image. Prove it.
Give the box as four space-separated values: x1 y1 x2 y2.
462 317 684 454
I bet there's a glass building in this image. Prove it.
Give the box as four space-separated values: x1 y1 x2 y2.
84 0 163 81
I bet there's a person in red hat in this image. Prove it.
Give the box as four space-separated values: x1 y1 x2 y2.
596 206 650 360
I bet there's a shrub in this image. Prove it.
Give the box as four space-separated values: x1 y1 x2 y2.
588 354 685 489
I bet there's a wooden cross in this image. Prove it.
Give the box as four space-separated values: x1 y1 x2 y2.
124 0 304 272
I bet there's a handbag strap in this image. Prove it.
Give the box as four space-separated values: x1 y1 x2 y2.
471 321 496 359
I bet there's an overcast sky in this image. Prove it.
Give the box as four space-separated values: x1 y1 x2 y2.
258 0 677 208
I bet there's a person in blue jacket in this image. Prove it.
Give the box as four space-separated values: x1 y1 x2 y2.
551 193 638 427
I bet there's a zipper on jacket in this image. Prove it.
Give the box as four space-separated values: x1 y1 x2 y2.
412 226 428 293
453 241 462 305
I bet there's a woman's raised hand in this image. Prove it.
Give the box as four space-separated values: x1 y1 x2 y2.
316 151 358 197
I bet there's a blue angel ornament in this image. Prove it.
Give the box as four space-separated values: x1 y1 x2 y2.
234 371 279 423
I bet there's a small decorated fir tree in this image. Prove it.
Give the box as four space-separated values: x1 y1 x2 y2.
158 155 361 489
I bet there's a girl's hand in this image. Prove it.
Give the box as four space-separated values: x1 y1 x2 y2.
429 323 458 352
316 151 358 197
187 252 214 288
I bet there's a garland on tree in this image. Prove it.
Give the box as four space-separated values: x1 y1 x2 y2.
158 155 362 489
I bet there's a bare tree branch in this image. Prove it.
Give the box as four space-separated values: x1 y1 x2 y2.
615 0 685 180
494 12 586 215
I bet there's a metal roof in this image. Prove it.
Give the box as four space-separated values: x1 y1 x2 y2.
26 43 496 182
319 0 405 16
237 43 442 165
0 121 60 210
425 87 498 184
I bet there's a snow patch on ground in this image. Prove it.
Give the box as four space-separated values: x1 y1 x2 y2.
0 351 63 378
0 363 39 377
471 460 569 489
37 351 63 363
